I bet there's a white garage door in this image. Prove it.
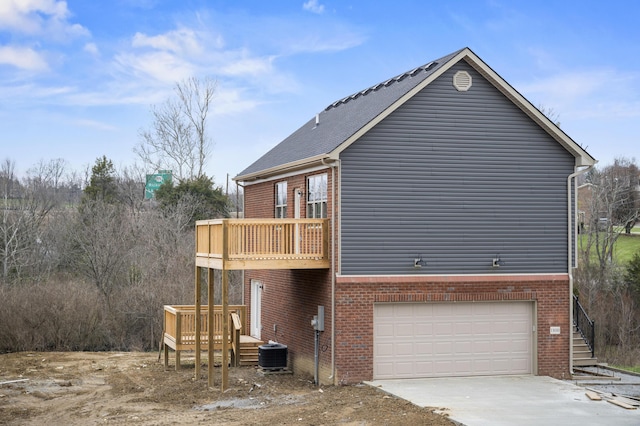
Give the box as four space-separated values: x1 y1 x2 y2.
374 302 533 379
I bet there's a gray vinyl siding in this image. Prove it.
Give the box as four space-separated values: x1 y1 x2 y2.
340 62 575 275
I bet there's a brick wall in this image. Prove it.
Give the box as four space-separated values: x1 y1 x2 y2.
334 274 571 383
244 269 333 382
244 169 336 383
244 170 334 219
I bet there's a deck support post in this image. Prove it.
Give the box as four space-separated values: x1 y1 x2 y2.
222 268 229 391
208 268 215 388
221 220 230 391
195 266 201 378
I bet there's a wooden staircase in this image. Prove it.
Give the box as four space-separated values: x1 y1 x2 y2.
573 328 598 367
238 335 263 366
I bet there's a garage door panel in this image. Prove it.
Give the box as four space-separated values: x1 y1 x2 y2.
454 340 472 354
395 362 414 375
455 321 473 334
394 323 415 337
376 342 394 356
395 342 413 356
374 302 533 379
415 342 433 353
434 341 453 355
375 323 394 337
415 324 434 337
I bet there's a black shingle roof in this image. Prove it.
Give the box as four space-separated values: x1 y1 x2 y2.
236 48 466 179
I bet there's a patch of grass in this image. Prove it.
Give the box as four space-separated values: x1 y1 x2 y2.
579 231 640 265
615 234 640 263
611 365 640 374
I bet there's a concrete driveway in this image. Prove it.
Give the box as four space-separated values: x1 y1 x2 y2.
367 375 640 426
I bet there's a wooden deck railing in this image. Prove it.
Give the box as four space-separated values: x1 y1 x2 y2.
163 305 247 370
195 219 330 270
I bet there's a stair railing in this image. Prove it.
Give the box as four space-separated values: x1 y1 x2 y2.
573 295 595 358
230 312 242 367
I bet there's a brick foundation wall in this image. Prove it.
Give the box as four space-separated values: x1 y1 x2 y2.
244 169 337 383
245 269 333 382
334 274 571 384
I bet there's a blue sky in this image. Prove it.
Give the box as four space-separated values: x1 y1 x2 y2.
1 0 638 181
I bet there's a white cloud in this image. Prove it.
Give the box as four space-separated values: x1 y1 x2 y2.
0 45 49 71
219 56 274 77
72 118 118 131
212 87 262 115
519 71 607 101
519 69 640 120
303 0 325 14
132 28 203 55
84 42 99 56
0 0 89 40
115 51 196 83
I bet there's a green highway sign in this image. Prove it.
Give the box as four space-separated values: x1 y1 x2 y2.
145 171 172 199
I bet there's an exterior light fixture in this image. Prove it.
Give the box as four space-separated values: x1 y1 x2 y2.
492 255 504 268
414 255 427 268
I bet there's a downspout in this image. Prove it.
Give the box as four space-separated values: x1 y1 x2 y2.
567 162 595 374
322 158 338 384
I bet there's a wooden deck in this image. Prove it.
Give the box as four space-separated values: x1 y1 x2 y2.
195 218 330 270
163 305 263 370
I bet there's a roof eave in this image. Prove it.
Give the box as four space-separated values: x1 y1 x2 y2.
234 153 335 183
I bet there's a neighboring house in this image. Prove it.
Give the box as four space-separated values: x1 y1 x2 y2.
233 47 596 384
577 183 594 231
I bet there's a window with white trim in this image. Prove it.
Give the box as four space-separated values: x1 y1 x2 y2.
306 174 327 218
275 181 287 218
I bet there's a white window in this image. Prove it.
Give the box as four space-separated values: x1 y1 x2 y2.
275 181 287 218
307 174 327 218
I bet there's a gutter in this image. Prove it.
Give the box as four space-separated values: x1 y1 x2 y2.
234 154 332 183
567 161 596 374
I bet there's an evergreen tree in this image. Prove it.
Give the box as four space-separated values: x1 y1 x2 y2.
626 251 640 296
83 156 118 203
155 175 228 224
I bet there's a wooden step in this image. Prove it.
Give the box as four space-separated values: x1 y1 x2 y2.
236 336 263 366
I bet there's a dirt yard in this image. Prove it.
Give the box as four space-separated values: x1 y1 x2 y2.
0 352 454 425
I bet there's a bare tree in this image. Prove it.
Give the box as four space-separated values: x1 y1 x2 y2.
26 158 67 198
1 159 59 284
175 77 215 178
117 165 146 214
135 77 216 182
66 201 133 304
537 104 561 127
580 158 640 273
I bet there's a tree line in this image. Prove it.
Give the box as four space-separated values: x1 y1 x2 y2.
575 157 640 366
0 77 242 353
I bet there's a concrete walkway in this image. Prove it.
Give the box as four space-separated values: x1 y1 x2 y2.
367 375 640 426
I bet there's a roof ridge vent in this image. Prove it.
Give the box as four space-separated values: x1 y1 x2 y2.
323 60 439 111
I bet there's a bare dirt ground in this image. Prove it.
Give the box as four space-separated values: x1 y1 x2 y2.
0 352 454 425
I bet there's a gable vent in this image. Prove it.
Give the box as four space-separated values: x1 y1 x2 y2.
453 70 472 91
